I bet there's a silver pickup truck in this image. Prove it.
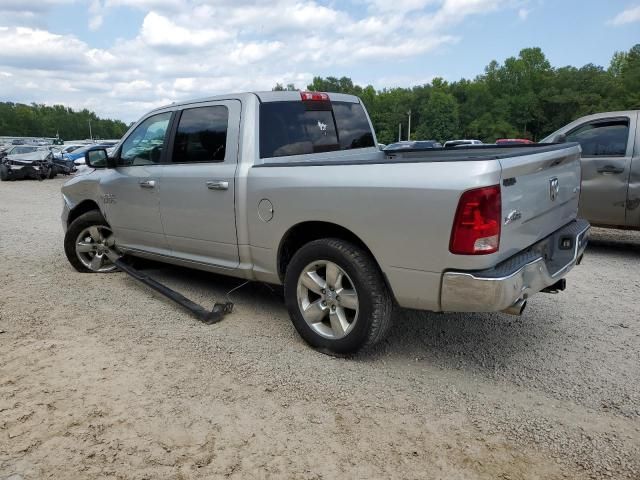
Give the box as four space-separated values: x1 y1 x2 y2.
542 110 640 230
61 91 589 353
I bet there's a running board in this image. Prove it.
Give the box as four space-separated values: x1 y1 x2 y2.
114 258 234 324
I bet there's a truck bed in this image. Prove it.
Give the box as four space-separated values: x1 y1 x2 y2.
383 142 579 162
257 142 579 167
249 141 582 310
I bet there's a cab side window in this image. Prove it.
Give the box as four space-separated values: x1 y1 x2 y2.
172 106 229 163
259 101 339 158
119 112 172 166
566 119 629 157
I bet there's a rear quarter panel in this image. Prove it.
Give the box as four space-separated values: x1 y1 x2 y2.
246 158 502 310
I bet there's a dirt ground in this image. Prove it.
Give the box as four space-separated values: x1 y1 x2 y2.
0 177 638 479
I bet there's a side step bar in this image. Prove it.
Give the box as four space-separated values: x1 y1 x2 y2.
114 258 234 325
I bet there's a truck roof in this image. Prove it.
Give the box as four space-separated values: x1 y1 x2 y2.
149 91 361 115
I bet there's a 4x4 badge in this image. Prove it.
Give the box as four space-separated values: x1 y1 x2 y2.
549 177 559 201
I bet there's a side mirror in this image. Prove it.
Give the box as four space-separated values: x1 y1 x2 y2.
552 133 567 143
85 149 108 168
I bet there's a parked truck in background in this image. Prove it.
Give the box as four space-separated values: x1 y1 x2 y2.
542 110 640 230
60 91 589 353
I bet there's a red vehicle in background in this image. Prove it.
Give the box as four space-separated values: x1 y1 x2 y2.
496 138 534 144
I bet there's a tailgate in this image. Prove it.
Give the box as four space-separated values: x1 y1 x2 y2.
497 143 582 261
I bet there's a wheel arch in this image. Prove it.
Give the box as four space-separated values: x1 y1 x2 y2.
67 200 102 227
276 221 390 289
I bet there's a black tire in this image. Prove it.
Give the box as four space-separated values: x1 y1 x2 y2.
284 238 393 354
48 166 57 179
0 164 11 181
64 210 115 273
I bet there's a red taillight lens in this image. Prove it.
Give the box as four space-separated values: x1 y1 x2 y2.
300 91 329 101
449 185 501 255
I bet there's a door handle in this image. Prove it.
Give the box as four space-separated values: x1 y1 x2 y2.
596 165 624 174
139 180 156 188
206 180 229 190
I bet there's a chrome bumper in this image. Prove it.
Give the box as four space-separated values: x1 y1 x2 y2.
440 219 590 312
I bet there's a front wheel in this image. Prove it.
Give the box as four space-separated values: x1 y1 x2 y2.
0 164 11 181
64 210 118 273
284 238 393 354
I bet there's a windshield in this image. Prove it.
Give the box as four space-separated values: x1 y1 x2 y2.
11 146 38 154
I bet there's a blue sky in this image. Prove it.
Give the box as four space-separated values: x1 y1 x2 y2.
0 0 638 122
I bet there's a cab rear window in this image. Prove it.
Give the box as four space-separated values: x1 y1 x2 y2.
259 100 374 159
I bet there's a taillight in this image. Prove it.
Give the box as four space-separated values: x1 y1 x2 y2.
449 185 501 255
300 91 329 101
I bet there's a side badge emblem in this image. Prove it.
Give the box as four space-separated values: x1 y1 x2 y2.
504 210 522 225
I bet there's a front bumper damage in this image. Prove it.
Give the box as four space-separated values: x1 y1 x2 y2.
440 219 590 313
2 158 53 179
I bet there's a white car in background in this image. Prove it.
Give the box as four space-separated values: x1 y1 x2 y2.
444 139 483 147
75 146 118 174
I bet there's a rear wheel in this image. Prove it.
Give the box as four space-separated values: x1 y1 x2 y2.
64 210 118 273
284 238 392 354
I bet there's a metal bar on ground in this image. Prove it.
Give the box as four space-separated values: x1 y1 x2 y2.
114 258 233 325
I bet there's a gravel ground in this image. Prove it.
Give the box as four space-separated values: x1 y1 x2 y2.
0 177 639 479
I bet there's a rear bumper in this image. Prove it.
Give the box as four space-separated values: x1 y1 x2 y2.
440 219 590 312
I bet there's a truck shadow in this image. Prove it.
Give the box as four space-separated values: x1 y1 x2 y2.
121 249 628 388
129 257 547 373
585 228 640 256
586 239 640 256
369 308 544 368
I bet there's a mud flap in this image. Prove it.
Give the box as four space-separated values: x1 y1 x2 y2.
113 258 234 325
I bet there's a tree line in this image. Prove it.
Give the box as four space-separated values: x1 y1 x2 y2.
276 44 640 144
0 103 128 141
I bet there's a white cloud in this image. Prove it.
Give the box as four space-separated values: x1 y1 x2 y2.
608 5 640 26
0 0 76 28
0 0 524 122
0 27 89 69
518 7 530 20
105 0 183 10
366 0 438 13
88 0 104 30
140 11 232 48
0 0 75 10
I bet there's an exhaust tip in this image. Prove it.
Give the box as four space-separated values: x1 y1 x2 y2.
502 298 527 316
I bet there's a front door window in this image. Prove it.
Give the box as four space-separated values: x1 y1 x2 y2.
119 112 172 166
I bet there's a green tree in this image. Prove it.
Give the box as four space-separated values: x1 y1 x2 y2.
0 102 128 139
414 90 459 141
272 83 298 91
